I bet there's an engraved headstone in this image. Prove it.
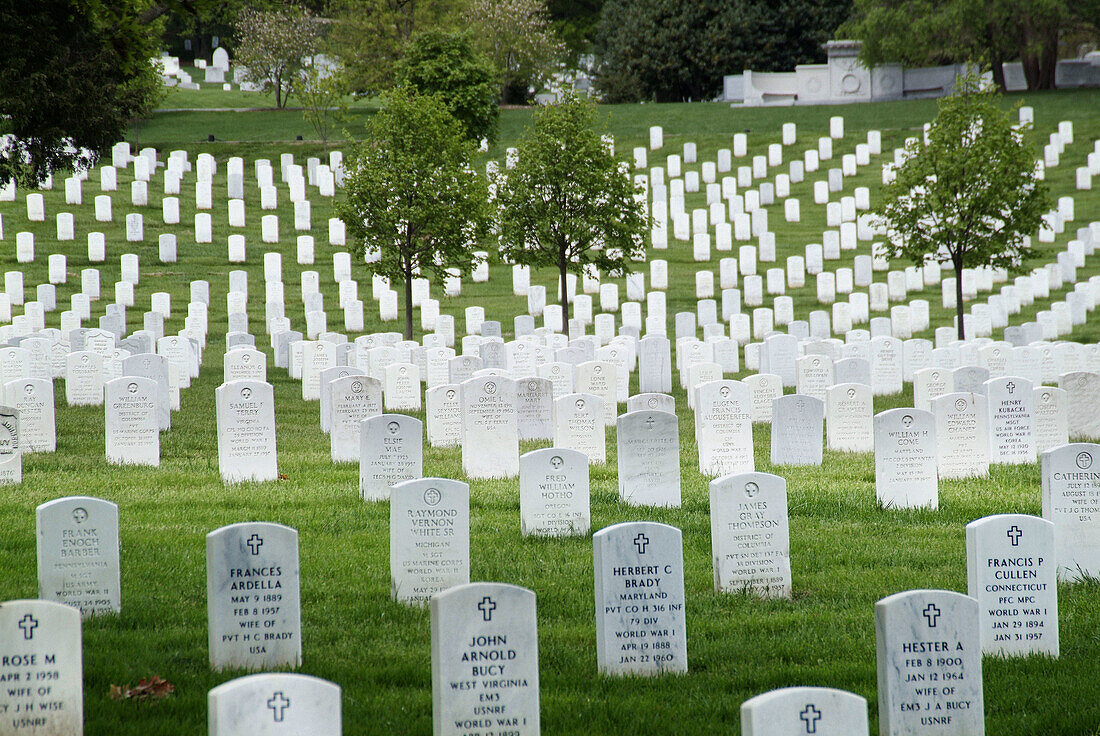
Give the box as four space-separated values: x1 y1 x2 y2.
0 406 20 484
4 378 56 452
931 393 989 479
216 380 278 483
709 472 790 597
983 377 1034 464
36 496 120 616
626 393 674 414
65 351 104 406
208 673 341 736
426 385 462 448
874 408 938 508
770 394 824 466
519 448 590 537
825 383 873 452
515 377 553 441
744 373 783 424
0 600 82 734
741 687 869 736
617 410 680 507
461 377 519 479
329 375 382 462
1033 386 1068 454
1040 443 1100 580
390 478 469 605
695 380 754 475
1058 371 1100 439
360 414 423 501
638 336 672 393
104 377 159 466
553 393 605 464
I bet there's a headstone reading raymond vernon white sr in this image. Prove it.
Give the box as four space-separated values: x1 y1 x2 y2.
207 522 302 671
594 521 687 676
875 590 984 736
216 380 278 483
359 414 423 501
874 408 938 509
741 686 869 736
431 582 540 736
37 496 121 616
208 673 342 736
1040 442 1100 581
709 472 791 597
390 478 469 606
616 410 680 507
0 599 83 734
965 514 1058 657
519 448 590 537
461 376 519 479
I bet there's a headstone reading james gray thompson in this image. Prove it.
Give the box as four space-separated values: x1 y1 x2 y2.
216 380 278 483
431 582 539 736
390 478 470 606
208 673 342 736
616 410 680 507
874 408 938 509
875 589 984 736
965 514 1058 657
1040 442 1100 581
37 496 121 617
207 522 302 671
519 448 590 537
709 472 791 598
0 599 83 734
741 686 869 736
593 522 687 676
359 414 423 501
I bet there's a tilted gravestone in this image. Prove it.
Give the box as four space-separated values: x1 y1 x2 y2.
0 599 83 733
208 673 342 736
390 478 469 606
709 472 790 597
206 522 301 671
519 448 590 537
37 496 121 616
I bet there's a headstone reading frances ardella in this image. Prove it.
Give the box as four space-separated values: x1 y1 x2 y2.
709 472 791 597
461 376 519 479
431 582 540 736
207 522 302 671
216 380 278 483
390 478 470 606
875 590 984 736
874 408 938 509
965 514 1058 657
0 600 83 734
208 673 342 736
37 496 121 616
519 448 590 537
593 522 687 676
741 686 869 736
359 414 423 501
1040 442 1100 581
616 410 680 507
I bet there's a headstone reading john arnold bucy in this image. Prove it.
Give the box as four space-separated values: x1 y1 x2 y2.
390 478 470 606
37 496 121 617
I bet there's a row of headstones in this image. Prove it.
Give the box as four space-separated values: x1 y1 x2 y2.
19 501 1080 734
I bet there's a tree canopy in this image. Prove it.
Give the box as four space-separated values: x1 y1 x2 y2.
466 0 566 103
336 86 490 339
496 95 648 337
875 77 1051 339
232 4 319 108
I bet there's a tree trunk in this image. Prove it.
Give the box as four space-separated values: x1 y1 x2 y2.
954 257 966 341
559 246 570 340
1020 51 1040 91
990 45 1007 91
1038 25 1058 90
403 252 414 341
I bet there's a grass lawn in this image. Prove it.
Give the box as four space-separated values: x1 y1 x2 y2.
0 87 1097 734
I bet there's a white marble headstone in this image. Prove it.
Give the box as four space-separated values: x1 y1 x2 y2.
709 472 790 597
1040 442 1100 580
874 408 938 509
37 496 121 617
741 686 868 736
208 673 341 736
390 478 469 605
0 600 82 733
519 448 590 537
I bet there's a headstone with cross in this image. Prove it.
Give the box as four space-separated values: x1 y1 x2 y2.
553 393 606 465
431 583 540 736
740 686 869 735
208 673 341 735
616 409 680 507
519 448 590 537
983 376 1035 464
966 514 1059 656
104 376 160 466
873 408 938 509
460 376 519 479
359 414 423 501
37 496 121 617
709 472 791 597
1041 443 1100 581
931 392 989 480
390 477 469 605
216 380 278 483
206 522 302 671
0 599 83 733
875 589 984 735
593 521 687 676
771 394 825 466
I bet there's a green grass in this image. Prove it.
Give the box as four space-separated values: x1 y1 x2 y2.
0 88 1098 735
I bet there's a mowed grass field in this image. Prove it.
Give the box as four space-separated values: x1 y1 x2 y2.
0 86 1098 734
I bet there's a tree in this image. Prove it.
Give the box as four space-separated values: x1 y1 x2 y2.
875 76 1051 340
298 61 349 150
0 0 164 186
397 31 500 143
496 96 648 338
233 4 318 108
467 0 566 103
336 86 490 339
594 0 851 102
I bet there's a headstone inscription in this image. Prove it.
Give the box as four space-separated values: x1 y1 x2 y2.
741 686 869 736
216 380 278 483
431 583 540 736
461 377 519 479
931 393 989 479
0 406 19 484
593 522 687 676
515 377 553 441
519 448 590 537
426 385 462 448
329 375 382 463
0 600 83 734
1058 371 1100 439
1040 442 1100 580
36 496 121 616
965 514 1058 657
208 673 342 736
709 472 791 597
1033 386 1068 454
104 376 160 466
207 522 302 671
825 383 873 452
770 394 824 466
984 377 1034 464
875 590 984 735
695 380 754 476
616 410 680 507
553 394 605 464
390 478 469 605
4 378 56 452
360 414 423 501
874 408 938 509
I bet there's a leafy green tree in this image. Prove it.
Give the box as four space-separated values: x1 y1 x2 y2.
496 96 648 338
466 0 566 103
232 4 318 108
299 61 349 150
397 31 500 143
0 0 164 186
875 77 1051 340
337 86 491 339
